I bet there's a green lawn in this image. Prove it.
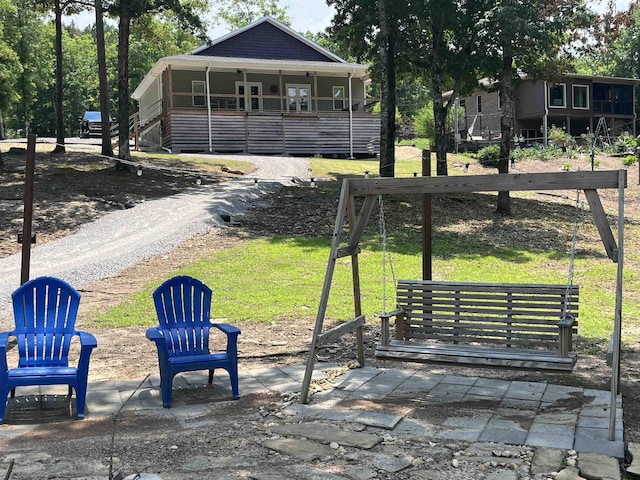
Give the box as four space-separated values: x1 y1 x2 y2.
93 153 638 356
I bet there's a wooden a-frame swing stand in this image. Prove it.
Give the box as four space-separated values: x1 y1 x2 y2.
300 169 626 442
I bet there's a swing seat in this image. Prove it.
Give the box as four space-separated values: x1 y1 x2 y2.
376 280 579 372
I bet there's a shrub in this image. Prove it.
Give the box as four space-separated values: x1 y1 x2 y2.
548 125 575 148
623 155 637 167
477 145 501 168
511 144 564 162
612 134 637 155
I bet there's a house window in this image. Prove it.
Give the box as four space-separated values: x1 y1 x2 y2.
333 86 345 110
572 85 589 109
192 81 206 107
287 84 311 112
476 95 482 113
549 84 566 108
236 82 263 111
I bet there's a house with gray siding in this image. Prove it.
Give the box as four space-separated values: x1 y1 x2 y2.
132 16 379 156
459 74 638 145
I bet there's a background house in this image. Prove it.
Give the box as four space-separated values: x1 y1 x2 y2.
458 74 638 147
132 17 380 157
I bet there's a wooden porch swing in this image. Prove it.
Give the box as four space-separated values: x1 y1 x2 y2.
299 169 626 442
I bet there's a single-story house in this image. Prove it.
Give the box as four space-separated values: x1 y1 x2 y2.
458 73 639 145
131 16 380 157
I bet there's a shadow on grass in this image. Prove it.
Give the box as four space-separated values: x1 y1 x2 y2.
229 181 612 266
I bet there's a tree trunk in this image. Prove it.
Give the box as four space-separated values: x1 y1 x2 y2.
52 0 65 154
117 6 131 163
95 0 113 157
496 38 513 215
377 0 395 178
431 13 448 176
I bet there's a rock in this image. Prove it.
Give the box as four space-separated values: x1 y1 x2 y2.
556 466 587 480
627 443 640 477
124 475 163 480
577 452 621 480
531 448 565 476
261 438 334 461
269 424 381 449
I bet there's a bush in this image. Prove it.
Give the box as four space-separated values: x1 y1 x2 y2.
412 102 464 146
623 155 637 167
548 125 575 148
512 145 564 162
477 145 501 168
612 134 637 155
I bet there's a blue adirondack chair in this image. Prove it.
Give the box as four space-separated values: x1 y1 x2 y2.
146 276 241 408
0 276 97 423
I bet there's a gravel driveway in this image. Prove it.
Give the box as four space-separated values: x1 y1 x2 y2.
0 154 310 328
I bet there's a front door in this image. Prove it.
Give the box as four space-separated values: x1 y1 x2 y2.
236 82 263 112
287 84 311 113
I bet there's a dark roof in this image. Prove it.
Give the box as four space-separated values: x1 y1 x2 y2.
195 20 339 63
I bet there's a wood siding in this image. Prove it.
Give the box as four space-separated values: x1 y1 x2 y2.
460 76 638 140
515 81 546 119
195 21 337 62
163 110 380 155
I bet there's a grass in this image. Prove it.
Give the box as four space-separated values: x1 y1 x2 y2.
92 153 639 356
397 138 431 150
129 150 255 175
309 152 457 179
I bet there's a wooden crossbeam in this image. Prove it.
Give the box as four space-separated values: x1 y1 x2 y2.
348 170 623 196
317 315 366 346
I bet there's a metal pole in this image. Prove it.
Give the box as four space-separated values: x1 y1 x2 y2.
422 149 432 280
206 66 213 153
348 72 354 159
21 134 36 285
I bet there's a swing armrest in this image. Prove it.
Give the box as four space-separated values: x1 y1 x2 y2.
557 314 576 358
557 314 576 328
379 309 406 345
379 308 406 320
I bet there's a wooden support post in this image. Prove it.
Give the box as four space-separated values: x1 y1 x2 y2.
278 70 284 112
300 180 352 404
422 149 432 280
348 194 365 366
21 134 36 285
609 169 626 441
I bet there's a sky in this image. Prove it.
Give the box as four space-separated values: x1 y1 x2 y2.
65 0 335 40
65 0 633 41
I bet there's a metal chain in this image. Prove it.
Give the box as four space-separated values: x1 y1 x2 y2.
378 195 396 313
563 190 584 319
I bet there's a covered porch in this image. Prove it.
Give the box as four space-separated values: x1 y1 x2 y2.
133 55 380 156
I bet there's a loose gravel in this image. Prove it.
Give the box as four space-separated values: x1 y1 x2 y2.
0 154 310 329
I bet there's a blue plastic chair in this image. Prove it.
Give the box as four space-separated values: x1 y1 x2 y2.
0 276 97 423
146 276 241 407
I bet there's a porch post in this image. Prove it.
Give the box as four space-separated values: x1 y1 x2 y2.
206 66 213 152
313 72 318 113
242 70 249 112
279 70 284 112
167 65 173 109
348 72 354 159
